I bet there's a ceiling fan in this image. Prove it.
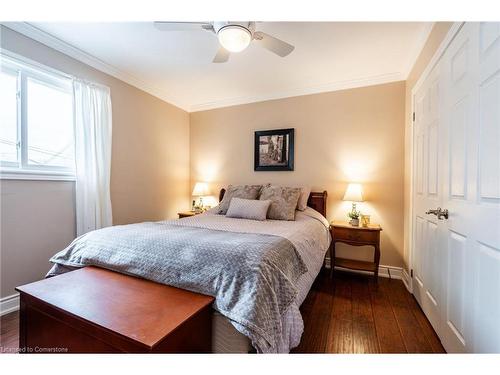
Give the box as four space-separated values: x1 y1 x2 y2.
153 21 295 63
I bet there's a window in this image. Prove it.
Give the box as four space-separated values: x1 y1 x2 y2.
0 54 75 179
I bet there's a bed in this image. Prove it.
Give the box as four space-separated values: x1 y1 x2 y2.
47 189 331 353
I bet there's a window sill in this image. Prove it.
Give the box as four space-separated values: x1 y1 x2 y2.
0 169 76 181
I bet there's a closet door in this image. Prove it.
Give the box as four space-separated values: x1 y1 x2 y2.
471 22 500 353
441 22 500 353
440 22 478 353
412 60 445 337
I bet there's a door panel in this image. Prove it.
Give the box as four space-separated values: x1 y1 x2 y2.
478 72 500 200
446 231 467 346
475 242 500 353
449 98 468 198
428 122 439 196
416 133 425 195
414 216 425 287
479 22 500 80
425 220 439 304
479 22 500 54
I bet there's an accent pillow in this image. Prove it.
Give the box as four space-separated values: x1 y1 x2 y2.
217 184 262 215
226 198 272 221
297 186 311 211
259 185 302 221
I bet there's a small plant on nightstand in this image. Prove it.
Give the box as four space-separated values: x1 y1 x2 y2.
348 208 361 226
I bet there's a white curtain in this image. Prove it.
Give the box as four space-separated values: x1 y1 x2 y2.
73 79 113 236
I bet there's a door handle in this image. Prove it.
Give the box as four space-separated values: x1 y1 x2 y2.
425 207 449 220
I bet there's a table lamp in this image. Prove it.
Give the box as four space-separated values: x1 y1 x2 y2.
343 183 363 226
192 182 210 212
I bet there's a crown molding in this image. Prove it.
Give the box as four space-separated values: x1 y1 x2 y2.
189 71 404 112
1 22 190 111
402 22 435 79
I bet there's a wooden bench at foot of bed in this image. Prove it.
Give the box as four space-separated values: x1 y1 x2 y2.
15 267 214 353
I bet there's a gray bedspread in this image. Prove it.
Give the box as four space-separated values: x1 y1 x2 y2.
48 221 307 352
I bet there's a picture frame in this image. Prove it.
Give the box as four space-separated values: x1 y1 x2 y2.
254 128 294 171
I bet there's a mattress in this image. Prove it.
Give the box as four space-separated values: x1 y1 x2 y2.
213 311 253 353
176 207 331 353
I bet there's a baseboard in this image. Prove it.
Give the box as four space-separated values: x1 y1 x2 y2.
402 268 413 293
324 258 403 280
0 293 19 316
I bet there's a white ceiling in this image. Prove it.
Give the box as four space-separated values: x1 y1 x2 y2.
10 22 432 112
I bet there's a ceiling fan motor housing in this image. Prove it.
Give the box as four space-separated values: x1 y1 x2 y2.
214 22 256 53
212 22 255 36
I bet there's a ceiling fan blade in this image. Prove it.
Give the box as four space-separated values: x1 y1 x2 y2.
213 46 230 63
154 22 211 31
253 31 295 57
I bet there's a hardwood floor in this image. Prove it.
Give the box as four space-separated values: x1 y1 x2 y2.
0 309 19 354
292 270 445 353
0 270 445 354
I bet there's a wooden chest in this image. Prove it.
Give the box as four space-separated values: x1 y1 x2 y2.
16 267 214 353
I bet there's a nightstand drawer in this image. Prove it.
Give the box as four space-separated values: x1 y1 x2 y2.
178 211 198 219
333 227 379 243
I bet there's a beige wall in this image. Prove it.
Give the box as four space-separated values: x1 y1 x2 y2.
403 22 453 271
190 81 406 267
0 26 190 298
0 181 76 298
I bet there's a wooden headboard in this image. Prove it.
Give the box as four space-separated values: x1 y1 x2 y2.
218 188 328 218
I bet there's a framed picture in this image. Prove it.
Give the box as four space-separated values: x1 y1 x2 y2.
254 128 294 171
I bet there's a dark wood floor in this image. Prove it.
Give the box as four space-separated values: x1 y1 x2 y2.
0 308 19 354
0 270 445 354
292 270 445 353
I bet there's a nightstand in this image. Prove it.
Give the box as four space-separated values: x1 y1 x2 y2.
330 221 382 281
177 211 199 219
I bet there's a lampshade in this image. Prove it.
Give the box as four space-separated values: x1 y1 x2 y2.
217 25 252 52
343 183 364 202
192 182 210 197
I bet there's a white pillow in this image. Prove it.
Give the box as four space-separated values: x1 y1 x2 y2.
226 198 271 221
297 187 311 211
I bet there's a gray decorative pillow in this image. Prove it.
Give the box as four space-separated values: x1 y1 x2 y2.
297 186 311 211
226 198 271 221
259 185 302 221
217 184 262 215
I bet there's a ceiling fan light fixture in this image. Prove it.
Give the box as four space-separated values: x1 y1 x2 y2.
217 25 251 53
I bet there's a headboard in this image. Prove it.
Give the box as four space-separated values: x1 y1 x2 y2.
218 188 328 218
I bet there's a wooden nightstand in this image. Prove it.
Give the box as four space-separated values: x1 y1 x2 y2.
330 221 382 281
177 211 199 219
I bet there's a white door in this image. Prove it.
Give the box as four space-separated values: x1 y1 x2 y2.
470 21 500 353
439 22 479 353
413 60 445 337
412 22 500 353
